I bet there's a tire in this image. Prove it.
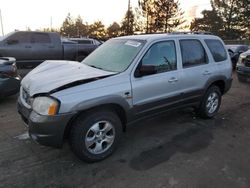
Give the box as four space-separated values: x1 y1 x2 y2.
198 85 221 119
69 109 122 162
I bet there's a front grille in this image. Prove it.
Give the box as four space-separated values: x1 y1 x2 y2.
245 61 250 67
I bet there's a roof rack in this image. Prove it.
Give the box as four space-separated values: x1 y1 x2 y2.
170 31 212 35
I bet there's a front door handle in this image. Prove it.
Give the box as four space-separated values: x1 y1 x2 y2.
203 71 211 75
25 46 31 48
168 77 178 83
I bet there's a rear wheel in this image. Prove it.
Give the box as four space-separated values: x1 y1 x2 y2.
198 85 221 118
69 110 122 162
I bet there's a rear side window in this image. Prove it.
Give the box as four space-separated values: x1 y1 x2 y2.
94 40 102 45
180 39 208 68
31 33 51 44
73 40 92 44
205 39 227 62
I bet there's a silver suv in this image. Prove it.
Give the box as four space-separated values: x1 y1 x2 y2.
18 33 232 162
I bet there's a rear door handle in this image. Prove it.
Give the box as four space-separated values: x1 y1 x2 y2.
168 77 178 83
25 46 31 48
203 71 211 75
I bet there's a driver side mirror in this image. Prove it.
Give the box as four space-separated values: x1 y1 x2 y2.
134 64 156 78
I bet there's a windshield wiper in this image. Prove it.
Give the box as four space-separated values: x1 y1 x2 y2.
88 65 104 70
86 64 118 73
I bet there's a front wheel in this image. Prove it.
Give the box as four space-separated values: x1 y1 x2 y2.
69 110 122 162
198 86 221 119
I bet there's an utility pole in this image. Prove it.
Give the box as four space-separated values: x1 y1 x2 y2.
127 0 131 35
50 16 52 31
0 9 4 36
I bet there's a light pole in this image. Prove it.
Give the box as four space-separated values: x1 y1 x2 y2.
0 9 4 36
50 16 53 32
127 0 131 35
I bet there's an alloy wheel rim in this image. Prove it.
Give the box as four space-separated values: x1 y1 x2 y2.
85 120 115 155
206 92 219 114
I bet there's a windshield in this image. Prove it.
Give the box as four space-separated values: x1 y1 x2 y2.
82 39 145 72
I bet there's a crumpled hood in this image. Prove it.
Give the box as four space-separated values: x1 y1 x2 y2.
21 60 116 96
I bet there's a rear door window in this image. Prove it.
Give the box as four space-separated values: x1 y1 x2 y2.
180 39 208 68
31 33 51 44
205 39 227 62
73 39 92 44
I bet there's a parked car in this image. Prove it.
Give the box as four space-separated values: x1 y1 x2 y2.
0 31 100 69
236 50 250 82
226 44 249 69
17 33 232 162
0 57 20 98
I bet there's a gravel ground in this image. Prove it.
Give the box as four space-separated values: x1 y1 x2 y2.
0 73 250 188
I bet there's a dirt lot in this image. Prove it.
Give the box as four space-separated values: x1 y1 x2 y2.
0 73 250 188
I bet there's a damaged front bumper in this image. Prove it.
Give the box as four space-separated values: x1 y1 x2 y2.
17 97 76 148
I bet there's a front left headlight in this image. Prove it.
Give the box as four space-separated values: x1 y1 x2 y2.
32 96 59 116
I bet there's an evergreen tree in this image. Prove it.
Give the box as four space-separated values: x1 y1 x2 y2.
233 0 249 39
74 15 88 37
190 9 223 36
60 13 75 37
88 21 107 39
153 0 185 32
120 9 136 35
138 0 185 33
190 0 249 39
107 22 121 38
211 0 248 39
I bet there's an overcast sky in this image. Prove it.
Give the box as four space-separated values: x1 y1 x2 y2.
0 0 210 36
